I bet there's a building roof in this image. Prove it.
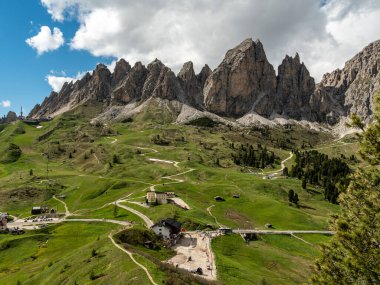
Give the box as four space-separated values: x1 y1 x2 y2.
152 219 181 230
32 206 41 210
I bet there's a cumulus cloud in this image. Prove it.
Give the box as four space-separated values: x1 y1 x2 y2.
41 0 78 22
1 100 11 108
41 0 380 81
45 69 96 92
45 75 75 92
26 26 64 55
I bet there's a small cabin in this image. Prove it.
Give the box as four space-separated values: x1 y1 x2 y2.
31 207 42 215
218 227 233 235
151 219 182 240
214 196 225 201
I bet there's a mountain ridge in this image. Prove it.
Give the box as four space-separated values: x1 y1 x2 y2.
29 38 380 127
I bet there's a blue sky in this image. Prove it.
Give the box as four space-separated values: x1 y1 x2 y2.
0 0 114 117
1 0 379 117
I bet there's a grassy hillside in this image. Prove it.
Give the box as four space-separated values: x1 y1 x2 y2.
0 104 359 284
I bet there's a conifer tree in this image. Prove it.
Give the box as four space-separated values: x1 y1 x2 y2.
312 93 380 284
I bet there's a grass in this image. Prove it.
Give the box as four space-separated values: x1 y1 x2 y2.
0 104 357 284
213 234 329 285
0 223 166 285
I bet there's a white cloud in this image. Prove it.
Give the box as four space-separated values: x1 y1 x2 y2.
2 100 11 108
26 26 64 55
45 75 75 92
41 0 380 81
41 0 78 22
45 69 94 92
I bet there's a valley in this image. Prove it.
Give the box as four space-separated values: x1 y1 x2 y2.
0 107 358 284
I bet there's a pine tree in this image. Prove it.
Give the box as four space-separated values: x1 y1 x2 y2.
312 93 380 284
302 178 307 189
293 193 299 205
113 203 118 218
288 189 295 203
283 166 289 176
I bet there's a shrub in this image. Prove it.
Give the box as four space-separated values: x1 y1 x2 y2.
1 143 22 163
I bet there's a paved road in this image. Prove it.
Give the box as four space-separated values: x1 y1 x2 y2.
116 200 154 228
8 218 131 228
65 218 131 226
232 229 335 235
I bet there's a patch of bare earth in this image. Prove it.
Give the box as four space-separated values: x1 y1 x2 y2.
225 208 253 228
168 232 217 280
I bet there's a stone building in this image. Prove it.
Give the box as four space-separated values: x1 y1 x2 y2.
146 190 169 205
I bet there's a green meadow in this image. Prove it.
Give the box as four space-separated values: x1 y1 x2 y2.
0 105 359 284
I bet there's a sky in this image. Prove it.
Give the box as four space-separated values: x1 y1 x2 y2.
0 0 380 117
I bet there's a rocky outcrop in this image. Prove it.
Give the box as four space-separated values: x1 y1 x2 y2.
311 39 380 124
141 59 184 102
203 38 277 117
30 38 380 126
276 53 315 120
6 111 17 123
111 62 148 104
177 62 211 108
112 59 131 87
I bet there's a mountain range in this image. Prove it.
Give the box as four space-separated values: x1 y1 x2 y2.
29 38 380 128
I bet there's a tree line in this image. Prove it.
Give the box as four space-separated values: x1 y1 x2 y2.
231 143 275 168
289 150 350 204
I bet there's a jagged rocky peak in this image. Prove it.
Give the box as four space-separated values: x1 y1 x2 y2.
204 38 276 117
93 64 111 83
112 58 131 86
311 39 380 124
142 58 183 102
111 61 148 104
276 53 315 119
177 61 209 108
178 61 196 81
197 64 212 86
29 37 380 126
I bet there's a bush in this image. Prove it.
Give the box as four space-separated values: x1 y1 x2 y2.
1 143 22 163
186 117 219 128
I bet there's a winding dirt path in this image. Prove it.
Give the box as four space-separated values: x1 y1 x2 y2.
206 205 225 228
261 151 293 176
109 232 158 285
53 195 70 217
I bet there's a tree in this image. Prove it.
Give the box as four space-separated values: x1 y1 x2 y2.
293 193 299 205
312 93 380 284
288 189 295 203
302 178 307 189
29 169 33 176
91 249 97 257
283 166 289 176
113 203 118 218
113 154 120 164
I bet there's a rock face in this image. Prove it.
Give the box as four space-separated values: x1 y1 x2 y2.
6 111 17 123
141 59 184 102
30 38 380 126
276 54 315 120
310 39 380 124
112 62 148 104
178 62 211 108
204 39 276 117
